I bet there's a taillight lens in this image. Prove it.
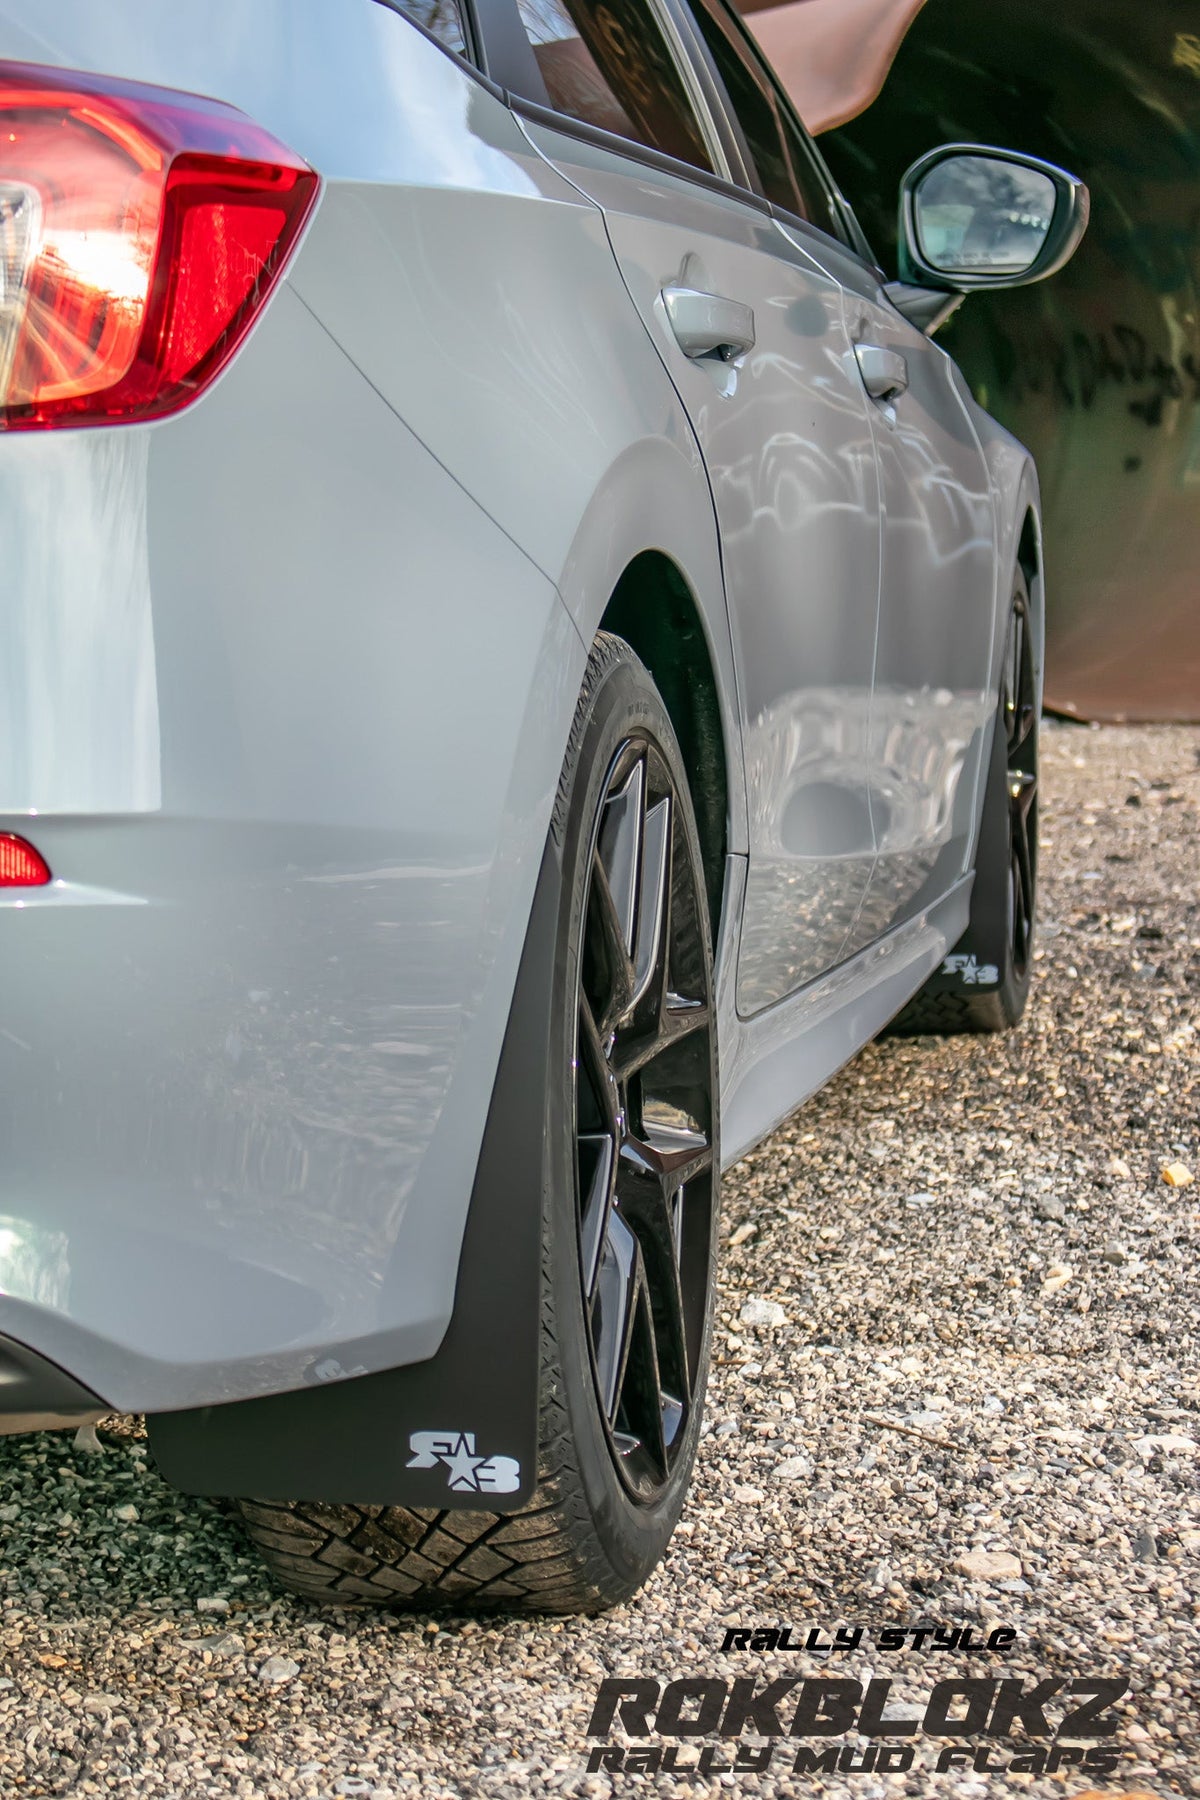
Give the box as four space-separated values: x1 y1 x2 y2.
0 62 318 429
0 834 50 885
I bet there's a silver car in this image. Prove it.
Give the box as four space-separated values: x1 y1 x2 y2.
0 0 1086 1610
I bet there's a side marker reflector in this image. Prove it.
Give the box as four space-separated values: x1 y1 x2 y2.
0 834 51 885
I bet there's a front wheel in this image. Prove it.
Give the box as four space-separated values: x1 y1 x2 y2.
889 566 1039 1035
238 634 720 1611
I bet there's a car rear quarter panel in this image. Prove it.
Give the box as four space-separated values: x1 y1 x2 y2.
0 0 744 1410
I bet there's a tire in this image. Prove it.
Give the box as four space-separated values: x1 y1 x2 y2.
889 566 1039 1036
237 634 721 1611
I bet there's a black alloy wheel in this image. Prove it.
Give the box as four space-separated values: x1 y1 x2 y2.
1003 578 1038 984
888 564 1040 1035
574 737 716 1504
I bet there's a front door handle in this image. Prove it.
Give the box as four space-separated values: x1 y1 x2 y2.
662 284 756 361
855 342 909 401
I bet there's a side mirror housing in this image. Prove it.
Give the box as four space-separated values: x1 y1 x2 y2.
898 143 1090 293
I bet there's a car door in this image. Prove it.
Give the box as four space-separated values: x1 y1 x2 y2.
847 294 998 941
485 0 883 1016
694 0 998 943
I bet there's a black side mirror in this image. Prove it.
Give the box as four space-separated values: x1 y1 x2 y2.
888 144 1089 332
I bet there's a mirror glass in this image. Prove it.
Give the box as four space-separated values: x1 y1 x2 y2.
913 154 1057 277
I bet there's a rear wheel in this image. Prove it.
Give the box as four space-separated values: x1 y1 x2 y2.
889 567 1039 1035
237 635 720 1611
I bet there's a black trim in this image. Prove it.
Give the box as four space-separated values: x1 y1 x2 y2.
368 0 507 103
148 838 563 1509
510 94 772 215
0 1335 104 1419
883 279 965 337
681 0 858 251
471 0 551 103
768 200 884 277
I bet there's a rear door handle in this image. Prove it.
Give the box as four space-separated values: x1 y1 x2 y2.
662 284 756 361
855 343 909 401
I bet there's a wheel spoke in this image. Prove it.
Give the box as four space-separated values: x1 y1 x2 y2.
586 853 637 1031
611 998 709 1085
597 759 644 958
616 1142 700 1399
630 796 671 1009
621 1126 713 1196
592 1209 640 1423
577 996 621 1141
577 1131 615 1299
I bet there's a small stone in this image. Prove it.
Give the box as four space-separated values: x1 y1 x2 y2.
111 1503 138 1524
1042 1264 1073 1293
72 1423 104 1454
258 1654 300 1685
1131 1529 1158 1563
1034 1196 1066 1222
731 1484 764 1505
1100 1243 1129 1265
899 1357 923 1376
196 1596 230 1614
1108 1156 1132 1179
1133 1433 1196 1458
181 1631 244 1657
729 1221 757 1247
82 1695 125 1714
739 1297 786 1329
771 1456 814 1481
1162 1161 1194 1188
955 1549 1023 1581
0 1505 19 1524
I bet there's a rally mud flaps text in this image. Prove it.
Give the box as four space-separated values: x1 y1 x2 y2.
584 1674 1130 1778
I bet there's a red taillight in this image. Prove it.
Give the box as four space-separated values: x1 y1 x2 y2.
0 62 318 429
0 834 50 885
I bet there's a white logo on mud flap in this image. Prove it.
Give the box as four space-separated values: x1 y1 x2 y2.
941 953 999 986
406 1431 521 1495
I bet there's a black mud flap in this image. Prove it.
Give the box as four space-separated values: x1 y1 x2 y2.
148 838 561 1511
914 708 1009 996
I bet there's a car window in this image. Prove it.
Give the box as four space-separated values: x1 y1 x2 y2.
512 0 714 174
392 1 471 58
686 0 843 235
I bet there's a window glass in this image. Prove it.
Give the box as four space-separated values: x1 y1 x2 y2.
395 1 470 58
514 0 714 173
688 1 836 229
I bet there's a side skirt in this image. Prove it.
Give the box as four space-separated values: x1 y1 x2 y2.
719 874 974 1168
147 839 563 1510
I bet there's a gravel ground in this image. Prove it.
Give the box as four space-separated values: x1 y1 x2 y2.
0 722 1197 1799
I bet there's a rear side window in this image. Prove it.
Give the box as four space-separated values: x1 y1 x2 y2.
393 1 471 57
687 0 838 231
513 0 714 174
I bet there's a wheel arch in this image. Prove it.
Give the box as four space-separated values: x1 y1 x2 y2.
599 551 729 943
553 434 747 876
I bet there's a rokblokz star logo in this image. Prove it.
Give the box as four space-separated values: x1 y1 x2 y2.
406 1430 521 1494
